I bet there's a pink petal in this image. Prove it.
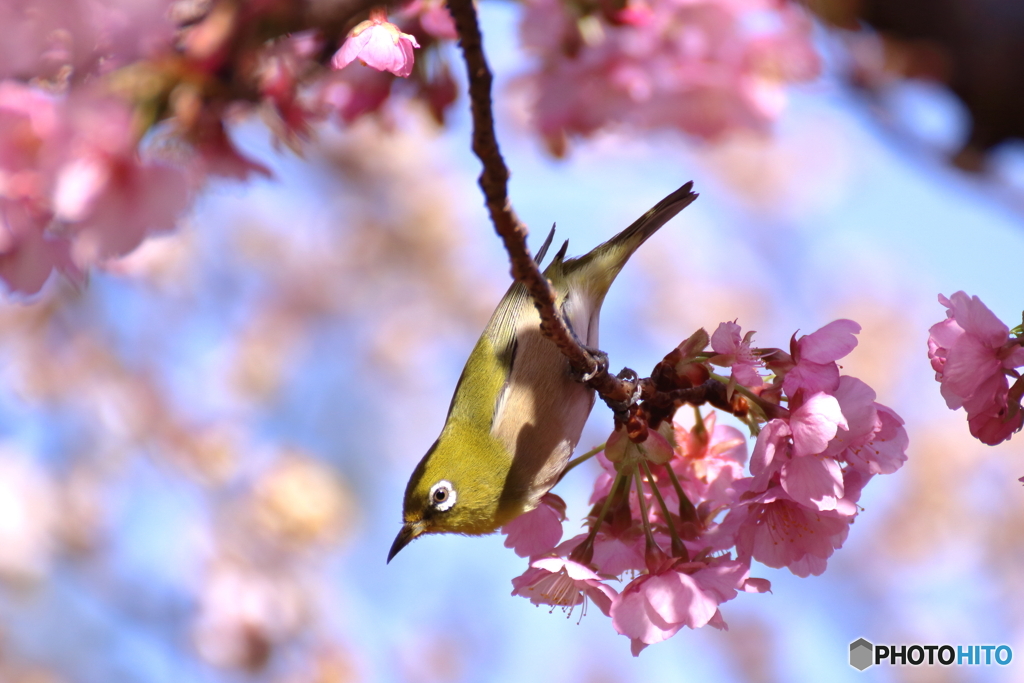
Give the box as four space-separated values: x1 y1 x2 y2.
798 319 861 363
644 572 717 628
748 419 790 490
941 335 1002 408
969 406 1024 445
53 156 109 221
584 580 618 616
781 454 844 510
331 30 372 70
612 584 674 643
710 321 742 354
824 376 878 457
790 393 847 458
531 557 601 582
731 363 763 387
693 559 748 603
591 532 645 576
945 291 1009 348
848 405 908 475
743 577 772 593
783 360 840 397
501 498 564 558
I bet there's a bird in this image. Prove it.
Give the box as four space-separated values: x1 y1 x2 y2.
387 182 697 562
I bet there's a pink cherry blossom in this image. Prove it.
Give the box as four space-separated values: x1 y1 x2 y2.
611 557 760 655
929 292 1024 406
928 292 1024 445
332 9 421 79
54 92 190 266
825 377 908 475
1 0 174 81
670 412 748 512
611 566 718 652
501 493 566 558
511 556 616 616
505 316 904 652
710 321 763 386
732 487 852 577
747 396 848 511
782 319 861 397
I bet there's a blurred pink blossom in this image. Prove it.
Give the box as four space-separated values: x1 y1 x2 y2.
0 0 174 80
0 81 190 293
401 0 458 40
0 453 58 584
518 0 820 153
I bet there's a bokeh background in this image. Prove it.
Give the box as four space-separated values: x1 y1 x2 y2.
1 4 1024 683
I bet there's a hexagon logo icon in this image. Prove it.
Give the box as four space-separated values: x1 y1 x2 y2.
850 638 874 671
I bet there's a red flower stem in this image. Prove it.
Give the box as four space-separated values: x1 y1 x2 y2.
569 472 625 565
641 459 688 561
632 466 659 555
664 463 699 525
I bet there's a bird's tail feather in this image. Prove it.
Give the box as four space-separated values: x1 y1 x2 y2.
557 181 697 294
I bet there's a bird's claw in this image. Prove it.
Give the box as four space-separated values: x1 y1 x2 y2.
607 367 642 415
580 348 609 383
570 347 609 384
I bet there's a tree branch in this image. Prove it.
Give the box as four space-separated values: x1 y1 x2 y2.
446 0 636 406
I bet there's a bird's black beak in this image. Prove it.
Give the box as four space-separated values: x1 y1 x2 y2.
387 520 426 563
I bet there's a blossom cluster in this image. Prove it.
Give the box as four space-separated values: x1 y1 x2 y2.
502 319 909 655
0 0 452 295
0 0 824 295
518 0 820 155
928 291 1024 445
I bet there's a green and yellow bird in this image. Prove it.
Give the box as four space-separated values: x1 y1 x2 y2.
388 182 697 562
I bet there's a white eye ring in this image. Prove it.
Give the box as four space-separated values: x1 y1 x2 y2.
429 480 456 512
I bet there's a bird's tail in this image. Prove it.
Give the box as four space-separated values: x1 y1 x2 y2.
553 181 697 295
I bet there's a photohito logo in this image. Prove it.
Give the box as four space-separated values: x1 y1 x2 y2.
849 638 1013 671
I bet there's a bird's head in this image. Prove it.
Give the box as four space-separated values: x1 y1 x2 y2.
387 431 512 562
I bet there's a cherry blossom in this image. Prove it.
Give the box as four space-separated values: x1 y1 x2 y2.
709 321 763 386
732 486 853 577
501 493 566 558
332 9 421 79
508 318 907 653
781 319 861 397
511 556 617 616
928 291 1024 445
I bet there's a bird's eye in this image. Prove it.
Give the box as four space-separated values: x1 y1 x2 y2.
428 480 456 512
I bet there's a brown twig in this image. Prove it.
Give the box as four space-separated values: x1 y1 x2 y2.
446 0 636 407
